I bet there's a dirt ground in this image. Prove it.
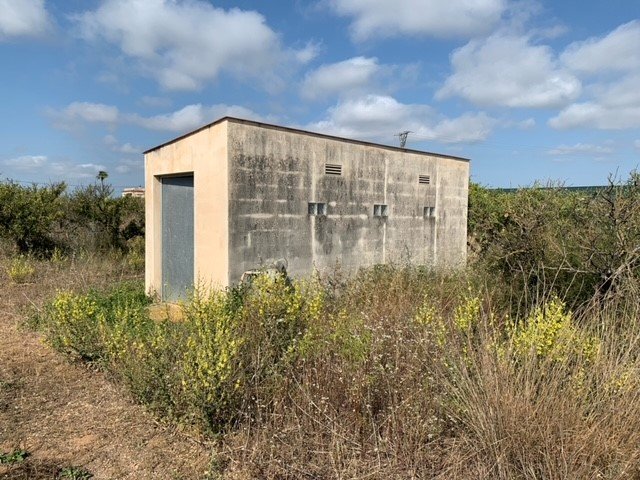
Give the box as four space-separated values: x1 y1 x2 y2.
0 258 212 479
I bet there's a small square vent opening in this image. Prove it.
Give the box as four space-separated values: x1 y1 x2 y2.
308 202 327 215
373 204 388 217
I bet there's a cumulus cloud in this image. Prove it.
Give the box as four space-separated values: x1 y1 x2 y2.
550 21 640 130
546 143 614 156
307 94 495 144
561 20 640 74
50 101 265 134
549 74 640 129
128 103 266 132
0 0 51 39
330 0 506 41
420 112 497 143
295 41 322 64
301 56 384 100
49 102 120 130
2 155 48 170
74 0 308 91
437 33 581 108
103 135 141 154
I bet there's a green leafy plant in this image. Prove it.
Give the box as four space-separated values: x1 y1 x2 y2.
58 466 93 479
0 449 28 465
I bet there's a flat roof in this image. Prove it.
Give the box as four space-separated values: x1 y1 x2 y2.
143 116 470 162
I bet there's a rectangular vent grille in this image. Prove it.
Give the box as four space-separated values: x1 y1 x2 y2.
325 163 342 175
418 175 431 185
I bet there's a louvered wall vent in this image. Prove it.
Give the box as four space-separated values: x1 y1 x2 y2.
325 163 342 175
418 175 431 185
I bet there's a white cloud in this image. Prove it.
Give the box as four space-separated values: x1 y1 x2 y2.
51 102 120 128
49 162 107 179
437 33 581 108
635 140 640 151
2 155 48 170
138 96 172 108
0 0 51 39
307 94 495 144
517 118 536 129
549 21 640 131
561 20 640 74
330 0 506 41
74 0 307 91
128 103 266 132
308 94 432 139
51 101 266 134
103 135 140 154
295 41 321 64
421 112 497 143
549 74 640 130
546 143 614 156
301 56 383 100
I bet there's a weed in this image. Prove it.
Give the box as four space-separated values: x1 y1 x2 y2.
0 449 28 465
58 466 93 479
7 255 35 284
125 236 145 272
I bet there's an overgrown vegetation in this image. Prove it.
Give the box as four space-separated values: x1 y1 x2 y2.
468 173 640 307
0 175 143 258
16 171 640 478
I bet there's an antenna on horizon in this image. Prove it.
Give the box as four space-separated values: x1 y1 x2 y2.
395 130 412 148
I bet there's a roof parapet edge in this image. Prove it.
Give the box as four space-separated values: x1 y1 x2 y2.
143 116 470 162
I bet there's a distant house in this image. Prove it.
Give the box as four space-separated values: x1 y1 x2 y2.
121 187 145 198
144 117 469 301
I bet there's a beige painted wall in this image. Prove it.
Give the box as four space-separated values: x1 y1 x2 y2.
144 121 229 297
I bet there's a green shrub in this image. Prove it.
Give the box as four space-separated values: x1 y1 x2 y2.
0 181 66 254
41 281 149 362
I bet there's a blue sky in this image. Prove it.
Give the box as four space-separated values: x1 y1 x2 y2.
1 0 639 189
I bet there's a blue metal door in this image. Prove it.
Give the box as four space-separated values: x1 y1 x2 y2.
162 175 194 301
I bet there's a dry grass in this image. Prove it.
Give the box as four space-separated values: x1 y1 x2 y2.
4 240 640 479
0 247 212 480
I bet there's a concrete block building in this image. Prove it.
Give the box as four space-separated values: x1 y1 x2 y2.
144 117 469 301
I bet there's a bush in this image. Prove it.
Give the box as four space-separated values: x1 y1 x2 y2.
468 173 640 308
0 177 144 258
6 255 36 284
66 183 144 252
0 181 66 254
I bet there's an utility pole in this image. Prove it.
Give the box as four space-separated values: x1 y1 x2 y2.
395 130 412 148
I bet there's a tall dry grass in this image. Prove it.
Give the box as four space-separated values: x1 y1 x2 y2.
29 260 640 479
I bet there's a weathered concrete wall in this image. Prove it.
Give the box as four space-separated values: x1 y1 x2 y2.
145 121 229 297
226 120 468 283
